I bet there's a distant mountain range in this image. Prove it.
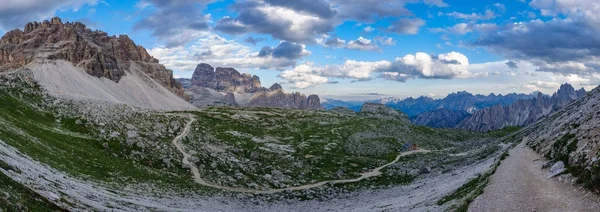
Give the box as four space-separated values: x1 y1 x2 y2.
325 84 586 132
456 84 585 132
324 91 541 116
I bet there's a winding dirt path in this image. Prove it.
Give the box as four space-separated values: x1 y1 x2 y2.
469 142 600 212
172 116 431 194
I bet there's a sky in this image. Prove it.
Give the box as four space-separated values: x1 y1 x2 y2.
1 0 599 100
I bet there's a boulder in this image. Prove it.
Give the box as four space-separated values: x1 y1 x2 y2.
419 166 432 174
547 161 566 178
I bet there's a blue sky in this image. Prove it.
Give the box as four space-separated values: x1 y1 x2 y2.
1 0 599 100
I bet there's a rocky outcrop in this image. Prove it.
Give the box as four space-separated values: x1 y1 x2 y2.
0 17 185 97
359 103 409 122
457 84 586 132
185 86 237 108
269 83 283 91
190 63 262 93
411 109 471 128
248 89 324 110
185 63 324 110
330 107 357 116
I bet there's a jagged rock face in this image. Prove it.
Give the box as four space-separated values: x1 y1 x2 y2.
359 103 409 122
269 83 283 91
381 91 538 117
248 90 325 110
191 63 217 88
457 84 586 132
0 17 185 98
190 63 262 93
187 63 324 110
411 109 471 128
185 86 237 108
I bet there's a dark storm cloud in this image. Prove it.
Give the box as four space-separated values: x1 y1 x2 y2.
324 36 345 48
505 61 518 70
214 16 249 35
215 1 335 43
215 0 445 44
133 0 215 47
332 0 413 22
0 0 99 31
257 41 307 60
472 18 600 74
258 46 273 57
244 36 265 45
272 41 306 59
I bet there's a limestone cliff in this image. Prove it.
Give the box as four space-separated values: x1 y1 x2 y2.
183 63 324 110
0 17 185 97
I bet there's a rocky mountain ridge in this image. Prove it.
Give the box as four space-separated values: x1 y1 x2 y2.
411 109 470 128
191 63 262 93
323 91 540 117
0 17 185 97
178 63 324 110
382 91 540 117
457 84 586 132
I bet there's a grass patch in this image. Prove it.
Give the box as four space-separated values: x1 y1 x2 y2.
0 79 208 193
0 170 65 211
488 126 522 138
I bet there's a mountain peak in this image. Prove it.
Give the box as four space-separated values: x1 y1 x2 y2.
0 17 185 97
269 83 283 91
555 83 580 99
190 63 262 93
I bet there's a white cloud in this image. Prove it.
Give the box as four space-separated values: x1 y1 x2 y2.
382 52 482 81
278 52 494 87
450 23 472 34
423 0 449 7
493 3 506 13
363 26 374 32
430 23 497 35
331 60 392 79
387 18 425 34
316 34 346 48
280 64 329 88
148 32 309 72
346 36 381 52
375 36 396 46
441 9 496 21
530 0 600 23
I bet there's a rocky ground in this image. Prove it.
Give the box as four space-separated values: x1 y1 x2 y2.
469 143 600 212
0 69 512 211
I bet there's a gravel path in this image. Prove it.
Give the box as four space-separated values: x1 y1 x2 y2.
171 117 432 194
469 142 600 212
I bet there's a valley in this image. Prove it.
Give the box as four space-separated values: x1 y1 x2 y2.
0 15 598 212
0 68 509 210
